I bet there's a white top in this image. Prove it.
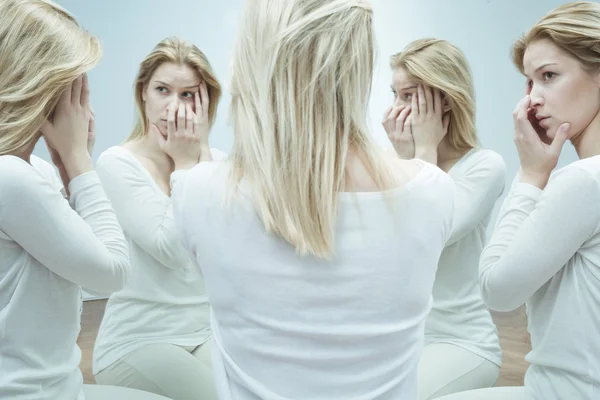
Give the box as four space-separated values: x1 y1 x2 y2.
0 155 130 400
92 146 226 374
425 148 504 365
480 156 600 399
171 160 455 400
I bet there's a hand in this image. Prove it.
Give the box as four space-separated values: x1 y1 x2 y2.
42 74 93 180
513 95 572 189
155 83 211 169
411 85 450 164
382 101 414 159
46 107 95 196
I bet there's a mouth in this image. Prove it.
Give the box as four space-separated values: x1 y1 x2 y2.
537 116 550 128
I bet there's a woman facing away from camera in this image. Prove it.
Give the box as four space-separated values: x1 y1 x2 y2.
92 37 224 400
0 1 170 399
438 2 600 399
383 39 505 399
168 0 456 399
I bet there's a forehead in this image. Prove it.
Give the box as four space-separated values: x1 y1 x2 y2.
391 67 417 88
150 62 200 87
523 39 575 76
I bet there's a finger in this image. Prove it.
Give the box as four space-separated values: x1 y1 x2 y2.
412 89 419 116
442 112 451 135
195 91 202 116
382 106 393 124
186 104 195 133
396 106 412 136
550 123 571 155
200 81 209 119
387 106 405 134
80 73 90 107
403 113 412 136
424 85 434 114
433 89 442 117
177 103 185 133
167 102 177 136
418 84 427 115
59 82 72 108
71 75 83 105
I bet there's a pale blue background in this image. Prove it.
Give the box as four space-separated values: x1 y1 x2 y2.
49 0 573 298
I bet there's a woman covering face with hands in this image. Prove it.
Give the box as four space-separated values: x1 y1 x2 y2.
92 37 224 400
439 2 600 400
384 39 506 400
0 1 171 399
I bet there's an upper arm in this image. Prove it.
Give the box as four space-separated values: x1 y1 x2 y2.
446 151 506 246
479 167 600 311
96 153 190 268
0 164 130 293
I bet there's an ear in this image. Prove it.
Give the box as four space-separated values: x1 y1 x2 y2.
142 84 148 102
442 99 451 113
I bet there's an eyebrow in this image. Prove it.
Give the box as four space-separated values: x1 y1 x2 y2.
390 85 418 91
155 80 199 89
526 63 558 77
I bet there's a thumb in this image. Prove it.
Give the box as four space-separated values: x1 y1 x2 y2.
442 112 451 135
152 124 167 149
550 123 571 155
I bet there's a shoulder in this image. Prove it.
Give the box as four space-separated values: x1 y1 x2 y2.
463 148 506 174
210 148 228 161
0 156 55 199
96 146 142 177
551 157 600 191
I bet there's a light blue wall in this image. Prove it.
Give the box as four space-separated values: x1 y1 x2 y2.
50 0 573 298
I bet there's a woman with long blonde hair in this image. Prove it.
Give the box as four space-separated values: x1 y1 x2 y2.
92 37 224 399
438 1 600 399
383 39 505 399
170 0 455 398
0 1 167 399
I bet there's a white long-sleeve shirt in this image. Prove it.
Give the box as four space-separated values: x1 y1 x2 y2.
480 156 600 399
0 155 130 400
425 149 504 365
92 146 226 375
171 160 455 400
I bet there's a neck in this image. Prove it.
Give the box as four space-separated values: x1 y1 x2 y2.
572 109 600 159
130 133 174 172
436 136 468 165
9 136 39 163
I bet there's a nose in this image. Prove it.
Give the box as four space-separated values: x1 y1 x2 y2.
166 97 181 112
528 85 544 108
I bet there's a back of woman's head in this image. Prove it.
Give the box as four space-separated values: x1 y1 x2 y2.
390 38 478 151
127 36 222 142
0 0 102 155
512 1 600 74
228 0 395 259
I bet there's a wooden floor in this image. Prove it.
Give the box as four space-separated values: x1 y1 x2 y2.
77 300 531 386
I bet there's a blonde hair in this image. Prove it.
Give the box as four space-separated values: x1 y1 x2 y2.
513 1 600 74
390 38 478 151
227 0 397 259
126 37 222 142
0 0 102 156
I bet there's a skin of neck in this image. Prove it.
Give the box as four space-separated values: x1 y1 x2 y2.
571 107 600 160
131 131 174 172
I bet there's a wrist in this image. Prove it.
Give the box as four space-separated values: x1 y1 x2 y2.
415 146 438 164
519 169 550 190
174 157 199 171
199 143 213 162
61 151 93 181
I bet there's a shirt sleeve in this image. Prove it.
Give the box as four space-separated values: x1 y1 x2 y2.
0 159 130 294
446 151 506 246
95 152 191 269
479 165 600 311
